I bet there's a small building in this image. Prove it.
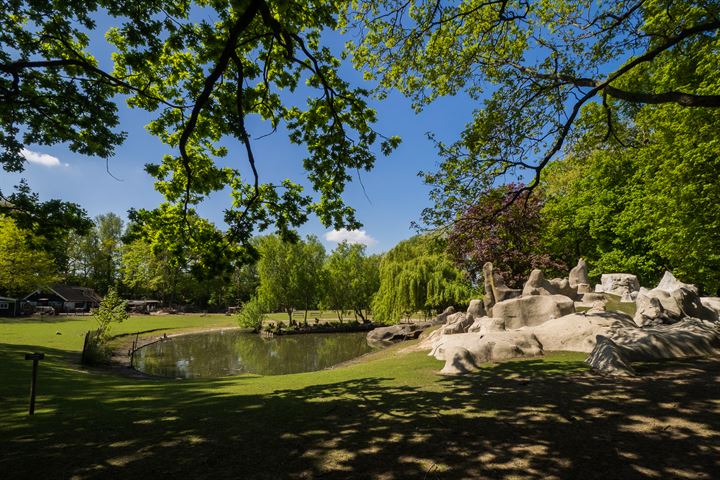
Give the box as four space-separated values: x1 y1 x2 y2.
0 296 19 317
23 285 102 314
127 300 161 314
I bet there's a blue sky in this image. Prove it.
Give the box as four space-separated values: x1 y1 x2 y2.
1 19 478 255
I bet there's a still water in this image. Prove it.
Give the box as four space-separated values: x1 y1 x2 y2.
133 330 376 378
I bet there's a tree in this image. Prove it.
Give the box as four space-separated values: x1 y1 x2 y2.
344 0 720 225
323 242 380 322
256 235 326 323
447 184 564 288
63 213 124 294
2 1 399 256
0 215 58 297
372 235 475 324
119 239 168 299
542 98 720 292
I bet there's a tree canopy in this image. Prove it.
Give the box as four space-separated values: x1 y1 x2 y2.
322 241 380 321
1 0 399 255
256 234 326 322
343 0 720 225
372 235 475 323
447 184 564 287
0 215 58 298
542 93 720 292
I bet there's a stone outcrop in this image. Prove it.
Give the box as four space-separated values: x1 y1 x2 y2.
569 258 590 288
430 331 543 375
633 272 717 326
531 311 636 352
656 270 698 294
367 322 431 347
466 299 485 321
581 292 606 303
522 269 578 298
439 312 474 335
491 294 575 329
586 319 720 376
467 316 505 334
482 262 521 313
701 297 720 317
431 306 456 325
595 273 640 298
585 336 637 376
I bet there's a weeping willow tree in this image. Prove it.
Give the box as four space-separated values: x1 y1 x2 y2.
372 235 475 324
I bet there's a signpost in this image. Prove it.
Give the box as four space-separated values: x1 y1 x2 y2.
24 352 44 415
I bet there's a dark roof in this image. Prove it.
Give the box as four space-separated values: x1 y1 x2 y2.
49 285 103 304
0 296 17 302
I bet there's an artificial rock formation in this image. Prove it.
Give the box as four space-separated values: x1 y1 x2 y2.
482 262 521 314
521 269 578 299
586 318 720 376
530 311 636 353
701 297 720 317
569 258 590 288
633 272 717 326
467 316 506 334
492 294 575 329
431 306 456 325
367 322 432 347
439 312 474 335
430 331 544 375
595 273 640 298
466 299 485 321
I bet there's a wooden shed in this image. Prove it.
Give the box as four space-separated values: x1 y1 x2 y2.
0 296 19 317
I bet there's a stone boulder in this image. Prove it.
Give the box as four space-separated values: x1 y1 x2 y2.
439 312 474 335
492 294 575 329
575 283 593 294
530 311 636 352
548 278 578 299
656 270 698 295
701 297 720 317
467 316 506 334
585 336 636 376
586 318 720 376
673 287 717 321
431 306 456 325
633 273 717 326
569 258 590 288
522 269 577 298
581 292 607 303
633 295 671 327
482 262 521 313
430 331 544 375
466 299 485 321
367 322 431 347
595 273 640 298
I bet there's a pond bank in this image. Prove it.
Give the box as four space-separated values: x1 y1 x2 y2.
108 326 245 378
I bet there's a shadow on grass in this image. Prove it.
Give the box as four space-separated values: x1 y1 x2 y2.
1 342 719 479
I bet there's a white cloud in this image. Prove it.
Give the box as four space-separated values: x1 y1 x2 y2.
21 148 62 167
324 228 378 246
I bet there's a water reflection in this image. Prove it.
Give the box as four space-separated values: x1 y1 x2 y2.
133 330 376 378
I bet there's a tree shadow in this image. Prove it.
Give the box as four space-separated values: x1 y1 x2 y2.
1 343 719 479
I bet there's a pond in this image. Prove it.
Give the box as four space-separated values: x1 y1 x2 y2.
132 330 376 378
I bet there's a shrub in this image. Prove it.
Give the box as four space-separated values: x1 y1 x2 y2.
83 288 128 365
236 296 265 332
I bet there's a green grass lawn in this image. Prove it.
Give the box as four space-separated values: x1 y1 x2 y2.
2 315 719 479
